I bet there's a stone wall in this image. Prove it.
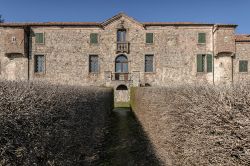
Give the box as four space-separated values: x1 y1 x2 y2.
234 42 250 83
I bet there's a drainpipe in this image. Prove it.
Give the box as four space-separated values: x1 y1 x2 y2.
212 25 218 85
25 26 31 81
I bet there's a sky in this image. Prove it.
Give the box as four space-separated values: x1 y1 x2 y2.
0 0 249 34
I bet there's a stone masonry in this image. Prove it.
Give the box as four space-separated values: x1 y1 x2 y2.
0 13 250 102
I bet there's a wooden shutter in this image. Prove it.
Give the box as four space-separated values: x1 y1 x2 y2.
90 33 98 44
198 33 206 43
197 54 204 72
239 60 248 72
35 33 44 44
146 33 153 43
207 54 212 72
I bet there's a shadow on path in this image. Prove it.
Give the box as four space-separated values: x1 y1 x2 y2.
98 107 163 166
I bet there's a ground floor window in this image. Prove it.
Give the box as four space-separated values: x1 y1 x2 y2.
239 60 248 72
197 54 212 73
89 55 99 73
145 54 154 72
34 55 45 73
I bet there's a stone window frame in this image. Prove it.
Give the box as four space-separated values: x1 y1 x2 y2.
34 54 46 75
239 60 248 73
145 33 154 44
144 54 155 73
90 33 99 45
89 54 99 74
35 32 45 45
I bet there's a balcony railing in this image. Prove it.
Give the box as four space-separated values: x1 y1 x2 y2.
111 72 131 81
116 42 129 53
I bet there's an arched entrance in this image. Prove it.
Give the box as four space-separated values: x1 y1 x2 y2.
115 84 129 103
115 55 128 81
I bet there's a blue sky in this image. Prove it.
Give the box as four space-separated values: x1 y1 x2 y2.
0 0 249 34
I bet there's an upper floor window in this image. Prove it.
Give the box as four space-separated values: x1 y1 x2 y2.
34 55 45 73
117 29 126 42
145 54 154 72
197 54 212 72
89 55 99 73
198 33 206 44
146 33 154 44
35 33 44 44
239 60 248 72
90 33 98 44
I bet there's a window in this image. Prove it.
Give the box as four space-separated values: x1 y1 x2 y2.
239 60 248 72
117 29 126 42
34 55 45 73
89 55 98 73
35 33 44 44
197 54 212 73
146 33 153 44
115 55 128 73
145 54 154 72
90 33 98 44
198 33 206 44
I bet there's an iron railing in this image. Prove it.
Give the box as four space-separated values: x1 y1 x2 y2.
116 42 129 53
111 72 131 81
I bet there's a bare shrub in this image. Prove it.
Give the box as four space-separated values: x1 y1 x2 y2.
0 81 113 165
131 84 250 166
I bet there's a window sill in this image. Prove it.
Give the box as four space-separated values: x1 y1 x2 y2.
144 72 156 74
34 72 46 76
35 43 45 45
197 43 206 45
145 43 154 45
239 72 248 74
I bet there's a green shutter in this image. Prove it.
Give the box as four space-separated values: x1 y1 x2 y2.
35 33 44 44
197 54 204 72
90 33 98 44
207 54 213 72
146 33 153 43
198 33 206 43
239 60 248 72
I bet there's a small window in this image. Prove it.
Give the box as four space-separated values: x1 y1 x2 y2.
34 55 45 73
197 54 212 72
145 54 154 72
90 33 98 44
146 33 153 44
239 60 248 72
11 36 16 42
117 29 126 42
35 33 44 44
89 55 98 73
198 33 206 44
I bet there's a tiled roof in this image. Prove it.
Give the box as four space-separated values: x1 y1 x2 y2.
236 34 250 42
143 22 237 27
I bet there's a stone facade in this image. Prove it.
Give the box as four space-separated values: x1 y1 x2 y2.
0 13 250 102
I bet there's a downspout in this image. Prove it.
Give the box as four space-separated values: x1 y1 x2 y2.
25 26 31 81
212 25 218 85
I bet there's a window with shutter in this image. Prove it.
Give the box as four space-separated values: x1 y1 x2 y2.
90 33 98 44
145 54 154 72
89 55 98 73
35 33 44 44
117 30 126 42
34 55 45 73
146 33 153 44
197 54 204 72
207 54 213 72
239 60 248 72
198 33 206 44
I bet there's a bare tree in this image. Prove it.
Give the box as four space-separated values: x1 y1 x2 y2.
0 15 4 23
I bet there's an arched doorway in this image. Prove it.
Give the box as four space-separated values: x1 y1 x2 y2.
115 84 129 103
115 55 128 81
115 54 128 73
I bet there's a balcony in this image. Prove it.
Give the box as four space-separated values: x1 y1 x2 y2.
116 42 130 54
111 72 131 81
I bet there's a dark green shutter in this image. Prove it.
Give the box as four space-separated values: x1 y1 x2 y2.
239 60 248 72
35 33 44 43
90 33 98 44
198 33 206 43
207 54 213 72
197 54 203 72
146 33 153 43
